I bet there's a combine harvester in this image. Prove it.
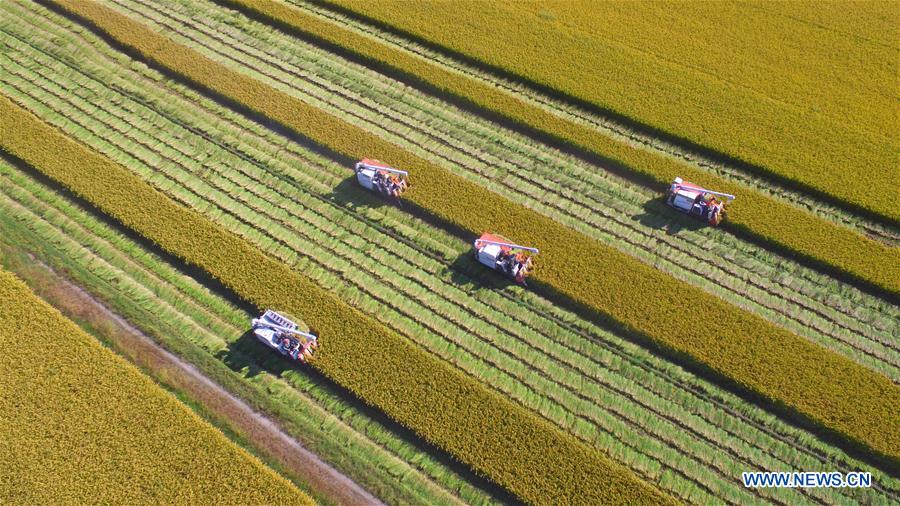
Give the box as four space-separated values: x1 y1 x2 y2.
474 233 538 285
666 177 736 226
252 310 318 363
355 158 541 286
355 159 409 201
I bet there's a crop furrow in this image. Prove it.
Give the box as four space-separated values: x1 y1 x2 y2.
0 170 488 506
121 0 897 367
5 7 892 502
283 0 900 244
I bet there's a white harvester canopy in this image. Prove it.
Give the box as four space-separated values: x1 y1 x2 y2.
666 177 736 226
251 309 318 362
477 243 505 268
355 159 409 199
671 186 702 213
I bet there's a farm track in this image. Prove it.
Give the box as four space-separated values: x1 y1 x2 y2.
287 0 900 243
3 254 384 506
110 0 899 379
3 3 896 502
0 164 491 506
0 249 315 505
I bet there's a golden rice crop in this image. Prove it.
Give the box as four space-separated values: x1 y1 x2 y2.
0 268 313 505
325 0 900 224
222 0 900 298
0 93 670 505
44 0 900 466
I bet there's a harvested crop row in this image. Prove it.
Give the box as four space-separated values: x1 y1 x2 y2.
219 0 900 298
0 94 671 505
0 267 313 505
285 0 899 246
4 20 896 504
48 0 900 463
9 12 898 500
118 0 898 378
317 0 899 225
28 0 889 404
0 164 493 506
1 58 740 503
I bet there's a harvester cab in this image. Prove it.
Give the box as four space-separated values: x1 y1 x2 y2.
666 177 736 226
355 159 409 202
251 309 318 363
473 233 539 284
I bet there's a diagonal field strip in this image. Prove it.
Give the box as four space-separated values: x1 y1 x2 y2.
312 0 900 227
0 96 672 505
0 268 314 505
111 0 898 381
43 0 900 466
4 4 895 499
216 0 900 299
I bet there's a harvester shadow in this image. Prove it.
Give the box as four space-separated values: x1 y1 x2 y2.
448 250 519 292
634 198 706 236
218 330 523 506
326 176 394 211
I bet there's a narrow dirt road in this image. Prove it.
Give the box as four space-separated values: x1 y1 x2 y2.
18 258 384 506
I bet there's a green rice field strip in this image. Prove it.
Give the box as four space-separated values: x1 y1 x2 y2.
213 0 900 302
279 0 898 245
101 0 899 380
3 3 896 502
0 161 493 506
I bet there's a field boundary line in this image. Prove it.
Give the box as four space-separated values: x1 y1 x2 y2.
302 0 900 229
0 90 672 505
214 0 900 300
41 0 900 469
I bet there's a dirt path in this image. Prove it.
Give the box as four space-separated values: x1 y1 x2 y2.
18 257 384 506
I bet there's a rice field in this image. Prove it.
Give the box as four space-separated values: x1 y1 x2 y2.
53 0 900 463
219 0 900 299
323 0 900 224
2 1 897 504
0 266 313 505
